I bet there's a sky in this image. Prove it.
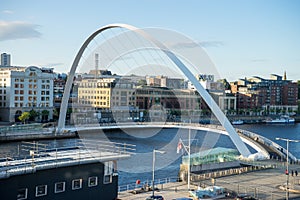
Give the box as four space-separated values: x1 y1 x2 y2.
1 0 300 81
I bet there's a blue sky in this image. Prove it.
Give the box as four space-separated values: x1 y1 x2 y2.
1 0 300 81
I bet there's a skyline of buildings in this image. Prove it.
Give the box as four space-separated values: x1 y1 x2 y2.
0 52 299 123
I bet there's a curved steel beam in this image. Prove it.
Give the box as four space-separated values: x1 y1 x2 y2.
57 23 251 157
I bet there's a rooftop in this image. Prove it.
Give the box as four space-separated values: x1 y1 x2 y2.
0 139 135 179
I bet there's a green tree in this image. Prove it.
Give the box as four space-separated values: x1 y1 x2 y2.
53 108 59 121
41 110 49 122
29 109 39 121
18 112 30 124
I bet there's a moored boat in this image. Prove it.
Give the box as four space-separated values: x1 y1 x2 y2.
232 120 244 125
265 115 295 124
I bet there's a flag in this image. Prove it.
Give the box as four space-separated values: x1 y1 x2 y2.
177 141 182 154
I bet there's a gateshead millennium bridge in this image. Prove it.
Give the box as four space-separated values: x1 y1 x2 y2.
54 23 294 160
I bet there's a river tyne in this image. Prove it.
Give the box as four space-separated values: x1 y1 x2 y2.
0 123 299 186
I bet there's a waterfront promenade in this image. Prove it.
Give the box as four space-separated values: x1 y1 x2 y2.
118 161 300 200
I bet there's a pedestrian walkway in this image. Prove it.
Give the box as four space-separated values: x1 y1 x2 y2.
118 182 191 200
118 161 300 200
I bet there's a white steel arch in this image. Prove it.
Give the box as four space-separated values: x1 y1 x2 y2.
57 23 251 157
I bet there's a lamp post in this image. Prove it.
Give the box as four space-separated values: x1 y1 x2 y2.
152 149 165 197
178 126 193 191
276 137 300 200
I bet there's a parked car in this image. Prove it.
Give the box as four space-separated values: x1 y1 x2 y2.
146 195 164 200
172 198 193 200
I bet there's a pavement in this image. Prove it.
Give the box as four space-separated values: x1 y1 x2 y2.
118 182 193 200
118 161 300 200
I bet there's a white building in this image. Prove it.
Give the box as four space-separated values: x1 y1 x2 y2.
0 66 56 122
1 53 11 66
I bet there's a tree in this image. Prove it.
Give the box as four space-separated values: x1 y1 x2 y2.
53 108 59 121
41 110 49 122
29 109 39 121
18 112 30 124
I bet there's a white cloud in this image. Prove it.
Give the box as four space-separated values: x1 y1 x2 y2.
2 10 14 14
168 41 224 49
0 20 42 41
199 41 224 48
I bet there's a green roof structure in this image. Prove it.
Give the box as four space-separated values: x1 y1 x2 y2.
182 147 239 165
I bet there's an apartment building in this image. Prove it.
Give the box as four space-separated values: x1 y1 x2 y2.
231 73 298 114
0 66 55 122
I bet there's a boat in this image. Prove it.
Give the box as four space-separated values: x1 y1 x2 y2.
0 139 135 200
232 120 244 125
265 115 295 124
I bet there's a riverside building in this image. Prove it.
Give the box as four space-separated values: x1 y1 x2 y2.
75 74 138 124
230 73 298 115
0 66 55 122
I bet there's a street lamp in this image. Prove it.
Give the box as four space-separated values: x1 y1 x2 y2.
275 137 300 200
178 126 192 191
152 149 165 197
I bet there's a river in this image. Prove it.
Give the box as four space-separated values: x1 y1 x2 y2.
0 123 299 186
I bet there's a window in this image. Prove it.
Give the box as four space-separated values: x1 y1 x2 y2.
35 185 47 197
72 179 82 190
104 161 113 184
88 177 98 187
17 188 27 200
54 182 65 193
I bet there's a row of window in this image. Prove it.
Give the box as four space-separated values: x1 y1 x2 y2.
0 102 52 108
80 83 112 87
79 101 109 106
79 90 110 95
13 103 50 107
15 79 50 83
17 176 102 200
14 84 51 89
81 96 109 100
14 96 50 101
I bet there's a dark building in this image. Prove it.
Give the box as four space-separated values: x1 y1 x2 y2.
0 140 133 200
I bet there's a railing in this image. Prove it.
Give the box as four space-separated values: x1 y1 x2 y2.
190 164 274 182
0 123 43 133
0 139 136 179
237 128 299 162
118 177 180 193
